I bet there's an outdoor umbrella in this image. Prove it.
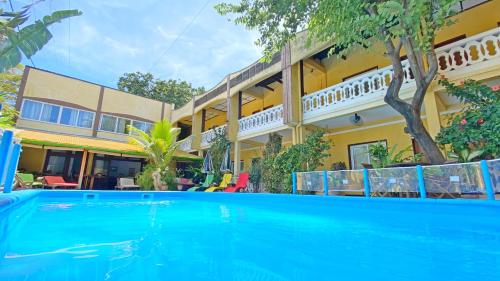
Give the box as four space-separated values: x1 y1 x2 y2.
201 151 214 174
220 144 232 173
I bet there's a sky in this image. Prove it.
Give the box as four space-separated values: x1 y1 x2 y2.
8 0 263 90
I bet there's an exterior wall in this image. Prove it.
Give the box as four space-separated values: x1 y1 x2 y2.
100 88 163 123
16 119 93 137
20 67 101 110
204 114 226 131
18 146 46 174
16 67 172 143
240 88 283 118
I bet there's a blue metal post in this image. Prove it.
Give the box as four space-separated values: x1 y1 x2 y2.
480 160 495 201
0 130 14 186
323 170 329 196
416 165 427 199
292 172 297 194
363 168 370 198
3 143 21 193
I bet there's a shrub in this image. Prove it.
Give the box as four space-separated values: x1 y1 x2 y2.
436 79 500 161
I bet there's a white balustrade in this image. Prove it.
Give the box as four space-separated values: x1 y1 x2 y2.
436 27 500 72
178 135 193 152
238 105 283 134
201 125 226 148
303 27 500 119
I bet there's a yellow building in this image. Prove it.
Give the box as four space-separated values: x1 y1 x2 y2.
15 67 198 189
172 0 500 174
15 0 500 188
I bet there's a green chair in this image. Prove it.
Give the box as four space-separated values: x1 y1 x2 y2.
15 173 43 189
187 174 214 192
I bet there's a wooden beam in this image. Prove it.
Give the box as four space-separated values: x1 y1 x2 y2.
261 85 274 92
77 150 88 189
303 58 326 74
242 89 264 99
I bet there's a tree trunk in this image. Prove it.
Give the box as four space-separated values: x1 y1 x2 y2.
403 112 446 164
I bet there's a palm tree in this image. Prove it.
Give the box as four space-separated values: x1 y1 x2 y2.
128 119 181 190
1 3 82 72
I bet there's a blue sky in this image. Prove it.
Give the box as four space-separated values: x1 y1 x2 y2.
8 0 262 90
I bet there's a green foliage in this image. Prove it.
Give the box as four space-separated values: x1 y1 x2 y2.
215 0 459 60
436 79 500 160
117 72 205 108
207 128 230 183
275 131 331 193
368 142 413 168
0 4 81 72
0 65 22 127
261 131 331 193
262 133 282 193
183 165 204 184
249 158 262 191
137 164 155 190
129 119 181 190
331 161 346 171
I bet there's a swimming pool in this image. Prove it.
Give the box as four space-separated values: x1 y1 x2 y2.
0 190 499 281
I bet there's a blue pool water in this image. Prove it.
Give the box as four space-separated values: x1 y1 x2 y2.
0 191 499 281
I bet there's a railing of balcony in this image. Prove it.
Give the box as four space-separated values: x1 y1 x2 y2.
436 27 500 72
200 124 226 148
238 105 283 135
302 62 414 117
179 135 193 152
302 27 500 119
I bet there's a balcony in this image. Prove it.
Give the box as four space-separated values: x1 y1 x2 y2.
200 124 227 148
238 105 284 137
178 135 193 152
302 27 500 123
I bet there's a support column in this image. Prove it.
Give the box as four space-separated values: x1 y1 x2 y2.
191 110 203 150
233 140 241 177
281 44 302 126
423 91 442 139
77 149 88 189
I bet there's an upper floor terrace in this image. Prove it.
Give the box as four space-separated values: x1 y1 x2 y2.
175 0 500 152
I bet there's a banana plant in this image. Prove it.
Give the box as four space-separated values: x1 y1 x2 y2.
0 3 82 72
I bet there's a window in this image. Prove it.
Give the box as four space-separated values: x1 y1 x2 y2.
100 114 152 135
348 141 387 170
77 111 94 128
21 100 42 120
60 108 78 126
20 99 94 128
116 118 131 134
40 104 60 123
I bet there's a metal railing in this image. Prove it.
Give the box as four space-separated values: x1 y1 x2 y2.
293 159 499 200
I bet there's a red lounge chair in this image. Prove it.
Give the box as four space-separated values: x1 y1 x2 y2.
224 173 249 193
43 176 78 189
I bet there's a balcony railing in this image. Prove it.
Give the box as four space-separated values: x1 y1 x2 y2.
302 27 500 120
200 124 226 148
302 62 414 118
178 135 193 152
238 105 283 135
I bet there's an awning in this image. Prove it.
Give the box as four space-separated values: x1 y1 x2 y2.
14 129 201 161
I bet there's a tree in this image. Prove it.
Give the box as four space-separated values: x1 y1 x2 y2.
215 0 460 164
117 71 205 108
0 2 81 72
129 119 181 190
207 128 230 183
436 80 500 161
262 133 282 193
0 65 22 127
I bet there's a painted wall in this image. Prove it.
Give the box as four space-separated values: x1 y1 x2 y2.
18 146 46 174
101 88 163 123
240 86 283 118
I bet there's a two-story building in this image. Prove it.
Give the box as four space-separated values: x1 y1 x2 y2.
15 0 500 188
173 0 500 174
14 67 199 189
